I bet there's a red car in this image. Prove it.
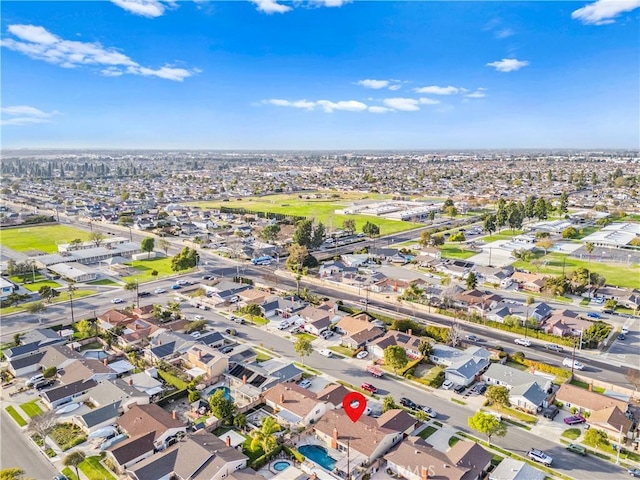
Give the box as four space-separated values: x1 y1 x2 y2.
563 415 586 425
361 383 377 394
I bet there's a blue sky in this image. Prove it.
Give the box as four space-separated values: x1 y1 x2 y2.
1 0 639 149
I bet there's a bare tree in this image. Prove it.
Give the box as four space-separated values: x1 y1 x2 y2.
448 319 463 348
28 410 57 443
158 238 171 256
88 231 106 247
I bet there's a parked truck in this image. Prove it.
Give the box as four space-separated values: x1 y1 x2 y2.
366 365 384 378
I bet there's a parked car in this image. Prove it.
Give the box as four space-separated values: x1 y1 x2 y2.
319 349 333 358
34 379 55 390
442 380 454 390
514 338 531 347
453 384 466 394
298 379 312 389
321 330 334 339
194 315 205 321
527 449 553 466
618 333 627 341
277 320 291 330
53 475 69 480
219 345 234 354
562 358 585 370
356 350 369 359
488 412 502 422
587 312 601 319
111 298 124 304
290 327 302 334
361 383 377 394
603 309 615 314
400 397 418 410
566 443 587 456
564 415 586 425
542 406 560 420
171 284 182 290
154 287 166 294
544 344 564 352
27 374 45 387
225 328 237 336
202 275 215 280
622 326 630 334
190 331 201 338
629 468 640 477
231 316 245 324
421 406 438 418
471 383 487 395
176 280 189 286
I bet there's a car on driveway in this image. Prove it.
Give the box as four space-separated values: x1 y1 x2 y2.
564 415 586 425
527 449 553 466
111 298 124 304
361 383 377 394
453 384 466 394
356 350 369 359
298 379 312 389
154 287 166 294
543 406 559 420
471 383 487 395
514 338 531 347
442 380 454 390
400 397 418 410
566 443 587 456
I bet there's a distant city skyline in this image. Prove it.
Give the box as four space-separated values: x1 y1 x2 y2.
1 0 639 149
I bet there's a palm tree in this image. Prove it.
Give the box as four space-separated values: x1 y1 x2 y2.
62 450 85 480
585 242 594 297
250 417 281 454
67 280 77 326
124 280 139 307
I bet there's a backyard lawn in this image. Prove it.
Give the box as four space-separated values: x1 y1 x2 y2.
513 252 640 289
242 438 265 463
78 455 116 480
20 400 43 418
189 192 421 235
0 225 91 253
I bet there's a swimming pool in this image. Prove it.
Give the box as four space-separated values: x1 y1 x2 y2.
83 350 108 360
272 460 291 472
298 445 336 471
206 386 233 401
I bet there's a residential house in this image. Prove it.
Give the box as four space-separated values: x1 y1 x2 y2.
452 289 503 315
259 296 306 319
41 379 98 409
483 364 553 413
107 431 156 473
98 309 136 331
370 330 423 360
145 332 197 364
262 383 332 427
313 409 417 476
417 246 442 260
430 345 491 387
117 404 187 450
126 430 248 480
437 259 474 279
510 272 547 293
124 369 165 397
369 247 408 264
541 309 592 337
488 458 546 480
4 328 66 377
314 384 352 409
237 288 270 306
530 302 554 322
57 358 117 385
509 381 550 414
588 406 633 440
474 265 514 286
385 436 492 480
225 359 303 404
0 277 18 300
299 306 332 336
76 401 124 434
555 384 629 415
201 280 251 304
182 344 229 380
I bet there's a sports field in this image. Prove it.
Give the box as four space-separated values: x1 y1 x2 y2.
0 225 91 253
190 192 422 235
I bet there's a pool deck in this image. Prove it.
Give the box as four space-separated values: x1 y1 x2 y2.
297 435 366 478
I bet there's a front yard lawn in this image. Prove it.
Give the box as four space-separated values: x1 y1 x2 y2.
49 423 87 451
78 455 116 480
293 332 316 342
5 406 27 426
562 428 582 440
87 278 119 286
418 425 437 439
495 406 538 424
20 400 44 418
329 345 354 357
570 379 605 394
255 352 272 362
61 467 79 480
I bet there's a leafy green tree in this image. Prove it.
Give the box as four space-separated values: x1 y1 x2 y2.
382 395 399 413
233 413 247 431
418 231 432 247
485 385 510 408
69 238 83 250
562 226 578 239
559 192 569 214
524 195 537 219
141 237 155 258
171 247 198 272
534 197 548 220
384 345 408 376
293 219 314 247
42 366 57 378
583 428 609 451
465 271 478 290
249 416 281 454
483 215 496 236
432 235 445 246
260 224 281 243
0 468 34 480
293 337 313 365
605 299 618 310
88 231 106 247
25 301 47 324
449 231 465 243
418 339 433 358
507 201 523 231
311 222 326 249
208 389 236 421
443 198 454 209
38 285 60 303
362 221 380 237
536 238 553 255
468 411 507 446
118 215 134 227
63 451 86 480
342 218 356 233
13 333 21 346
445 205 458 218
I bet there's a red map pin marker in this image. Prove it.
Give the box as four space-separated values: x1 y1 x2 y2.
343 391 367 423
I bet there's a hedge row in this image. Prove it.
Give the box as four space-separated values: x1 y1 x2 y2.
157 388 188 407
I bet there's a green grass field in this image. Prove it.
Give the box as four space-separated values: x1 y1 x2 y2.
87 278 119 286
481 230 524 242
513 252 640 289
0 225 91 253
5 406 27 426
440 245 478 260
22 280 61 292
122 257 194 283
20 400 43 418
189 192 422 235
0 289 97 315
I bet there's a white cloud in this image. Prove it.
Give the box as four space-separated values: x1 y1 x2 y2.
464 90 487 98
414 85 460 95
368 106 393 113
110 0 173 17
572 0 640 25
263 99 316 109
250 0 293 14
382 97 420 111
357 79 390 89
312 0 350 7
1 105 59 126
486 58 529 72
495 28 514 39
1 24 196 81
388 84 401 91
316 100 367 112
418 97 440 105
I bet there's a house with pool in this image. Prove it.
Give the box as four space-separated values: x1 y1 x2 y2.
263 383 333 427
307 408 419 477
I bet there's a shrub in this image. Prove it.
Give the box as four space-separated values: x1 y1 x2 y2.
511 352 525 362
42 366 57 378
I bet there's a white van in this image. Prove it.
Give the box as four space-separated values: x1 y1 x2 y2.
278 320 291 330
319 349 333 358
26 373 44 386
562 358 584 370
